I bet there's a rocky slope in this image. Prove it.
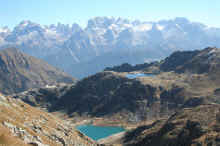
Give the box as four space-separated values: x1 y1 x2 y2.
0 48 75 94
0 93 97 146
122 104 220 146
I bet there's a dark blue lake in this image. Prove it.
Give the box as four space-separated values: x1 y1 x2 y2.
76 125 125 141
126 73 155 79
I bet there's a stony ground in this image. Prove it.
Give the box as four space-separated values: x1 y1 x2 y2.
0 93 98 146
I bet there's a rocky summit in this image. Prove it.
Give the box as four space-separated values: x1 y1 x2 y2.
0 48 75 95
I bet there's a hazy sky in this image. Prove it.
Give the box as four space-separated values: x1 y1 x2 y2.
1 0 219 29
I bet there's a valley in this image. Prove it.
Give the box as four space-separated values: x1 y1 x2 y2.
0 47 220 145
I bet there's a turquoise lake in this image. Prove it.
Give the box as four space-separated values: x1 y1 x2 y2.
76 125 125 141
126 73 155 79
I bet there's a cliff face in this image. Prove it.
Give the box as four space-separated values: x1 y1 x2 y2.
0 48 75 95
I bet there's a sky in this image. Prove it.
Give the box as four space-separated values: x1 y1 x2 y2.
1 0 219 29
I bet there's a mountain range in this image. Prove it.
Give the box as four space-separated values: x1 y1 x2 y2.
1 17 220 78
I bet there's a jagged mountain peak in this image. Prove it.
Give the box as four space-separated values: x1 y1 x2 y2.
19 20 34 26
87 16 116 28
15 20 42 31
174 17 190 24
1 17 220 78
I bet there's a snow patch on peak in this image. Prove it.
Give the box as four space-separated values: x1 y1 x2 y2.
0 37 5 45
108 24 118 30
156 24 164 31
20 21 31 27
68 47 80 63
0 27 10 33
22 22 29 26
175 24 181 29
45 29 57 36
134 24 152 32
208 48 220 55
175 24 185 31
122 23 133 28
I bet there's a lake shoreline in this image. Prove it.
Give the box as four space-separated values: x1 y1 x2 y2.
76 124 126 141
97 131 126 145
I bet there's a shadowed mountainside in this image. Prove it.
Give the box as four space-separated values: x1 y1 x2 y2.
0 48 75 94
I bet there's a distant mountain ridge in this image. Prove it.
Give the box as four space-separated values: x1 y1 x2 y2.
105 47 220 75
0 48 75 94
1 17 220 78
